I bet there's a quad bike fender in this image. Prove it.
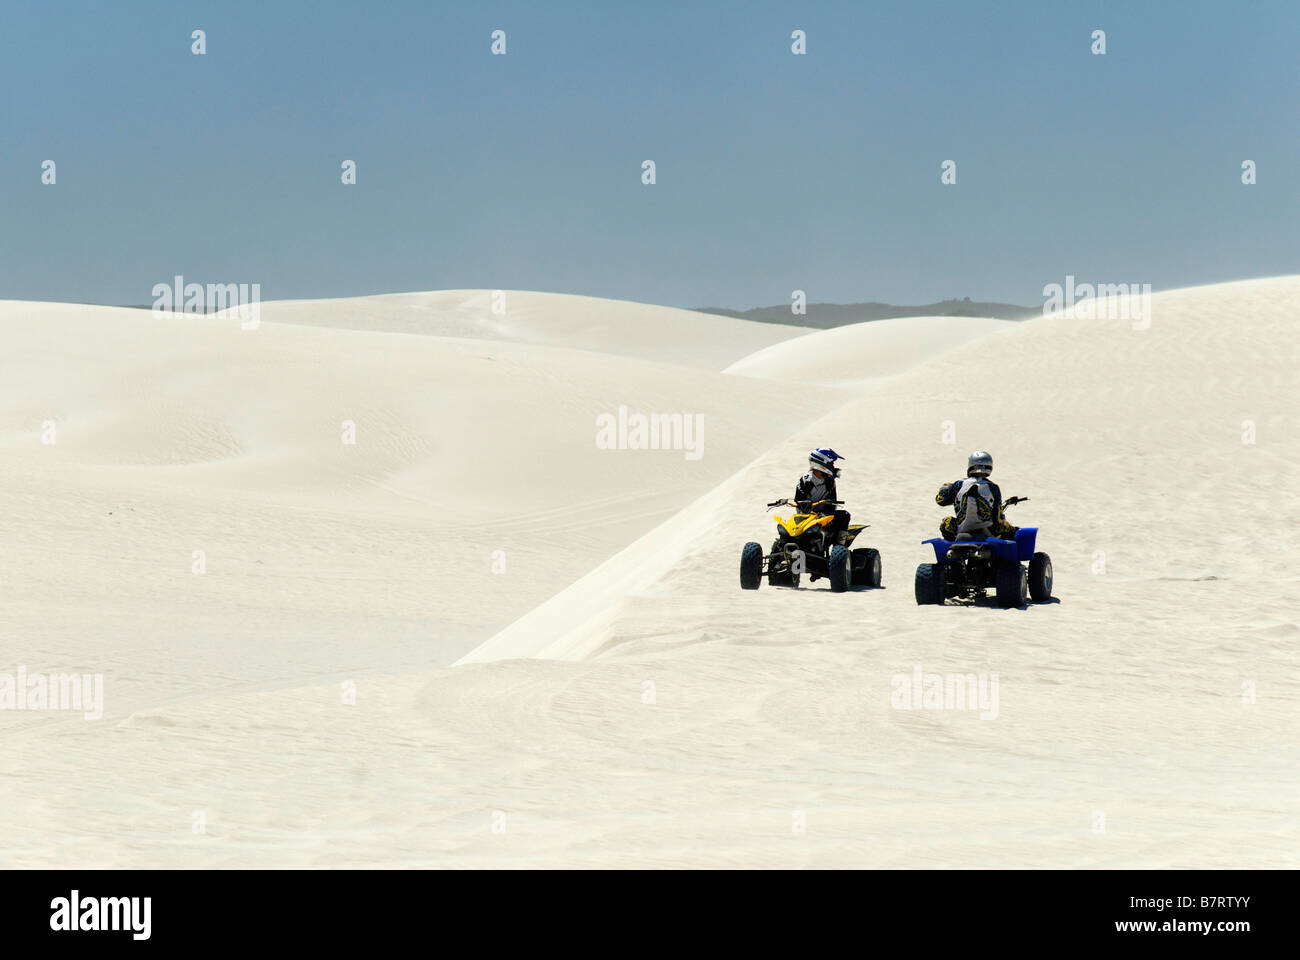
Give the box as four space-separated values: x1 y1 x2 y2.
835 524 868 547
775 513 836 538
1013 527 1038 562
924 532 1036 564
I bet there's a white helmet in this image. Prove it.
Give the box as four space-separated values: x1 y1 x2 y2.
967 450 993 478
809 447 843 479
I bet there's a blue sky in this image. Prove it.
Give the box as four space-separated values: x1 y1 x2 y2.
2 0 1296 308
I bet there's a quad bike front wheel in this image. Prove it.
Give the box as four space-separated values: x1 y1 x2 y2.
914 562 945 605
828 545 851 592
851 548 882 588
740 541 763 590
1028 552 1053 601
768 539 798 587
996 561 1028 608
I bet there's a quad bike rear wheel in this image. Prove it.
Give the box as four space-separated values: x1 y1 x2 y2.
1028 552 1053 601
851 548 882 588
914 562 945 605
740 541 763 590
828 545 851 592
996 561 1027 608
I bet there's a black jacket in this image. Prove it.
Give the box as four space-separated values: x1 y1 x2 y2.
794 472 837 512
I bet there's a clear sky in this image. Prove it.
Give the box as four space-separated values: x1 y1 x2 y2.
2 0 1296 309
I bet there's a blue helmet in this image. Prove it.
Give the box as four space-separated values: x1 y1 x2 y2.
809 447 843 479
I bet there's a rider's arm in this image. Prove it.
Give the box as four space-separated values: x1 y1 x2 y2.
936 481 959 506
988 481 1004 518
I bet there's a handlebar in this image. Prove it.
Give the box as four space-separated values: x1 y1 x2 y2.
1005 496 1029 507
765 498 843 510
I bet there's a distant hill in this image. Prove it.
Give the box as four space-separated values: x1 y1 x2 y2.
695 297 1041 328
110 295 1043 325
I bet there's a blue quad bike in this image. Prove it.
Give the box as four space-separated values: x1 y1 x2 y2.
914 497 1053 608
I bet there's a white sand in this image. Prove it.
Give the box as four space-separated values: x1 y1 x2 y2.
1 281 1295 868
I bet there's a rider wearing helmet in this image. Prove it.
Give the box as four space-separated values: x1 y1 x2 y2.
935 450 1019 540
794 447 850 549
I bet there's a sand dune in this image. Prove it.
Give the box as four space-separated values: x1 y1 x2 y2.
0 296 831 725
259 290 804 369
723 314 1015 386
1 279 1295 868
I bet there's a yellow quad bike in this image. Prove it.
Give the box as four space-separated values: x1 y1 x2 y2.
740 498 881 592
